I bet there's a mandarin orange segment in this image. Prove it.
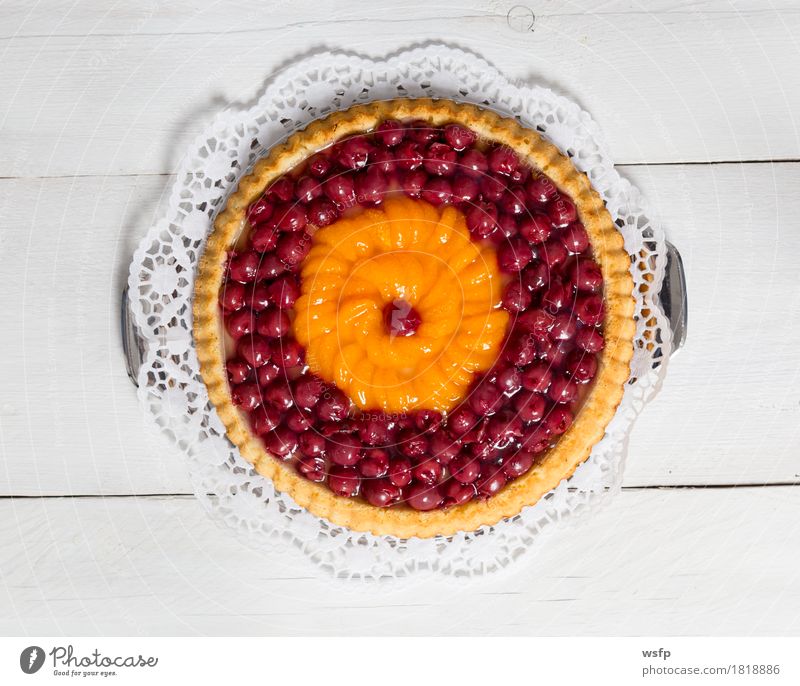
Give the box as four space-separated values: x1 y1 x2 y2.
294 197 509 413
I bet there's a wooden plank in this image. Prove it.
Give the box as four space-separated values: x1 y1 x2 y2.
1 487 798 635
1 161 798 496
1 1 799 176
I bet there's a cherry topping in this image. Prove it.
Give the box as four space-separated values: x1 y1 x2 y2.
465 202 498 239
374 120 406 147
307 197 339 227
488 146 519 177
363 479 401 507
406 483 444 511
503 451 535 479
459 149 488 175
423 142 457 176
316 388 351 422
395 141 423 171
547 196 577 228
518 212 552 244
323 174 357 209
227 359 252 385
229 251 260 282
444 124 477 151
328 466 362 497
383 299 422 337
238 334 271 367
336 136 372 170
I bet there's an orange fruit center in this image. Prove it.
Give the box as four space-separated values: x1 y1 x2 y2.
293 196 508 414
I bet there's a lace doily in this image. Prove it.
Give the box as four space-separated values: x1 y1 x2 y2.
128 45 672 580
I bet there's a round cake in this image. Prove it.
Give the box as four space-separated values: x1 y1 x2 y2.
194 98 635 538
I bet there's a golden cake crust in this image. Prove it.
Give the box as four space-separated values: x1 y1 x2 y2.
193 98 636 539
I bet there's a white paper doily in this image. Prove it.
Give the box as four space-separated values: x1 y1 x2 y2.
128 45 672 580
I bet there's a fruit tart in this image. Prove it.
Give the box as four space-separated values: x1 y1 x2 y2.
194 98 635 538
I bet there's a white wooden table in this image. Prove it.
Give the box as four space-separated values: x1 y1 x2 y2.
2 0 799 636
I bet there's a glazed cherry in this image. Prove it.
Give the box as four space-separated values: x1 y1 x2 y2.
406 483 444 511
518 308 554 339
293 374 324 409
256 253 285 280
560 222 589 254
448 406 478 436
307 197 339 227
308 153 333 179
264 381 294 411
423 142 457 176
547 196 577 228
316 388 351 422
336 136 372 170
466 202 498 239
355 168 389 205
522 424 552 454
451 173 479 202
231 382 262 411
503 451 535 479
252 405 281 435
323 174 357 209
256 307 289 338
256 361 280 386
469 381 504 416
497 238 533 273
219 281 246 311
480 175 506 202
327 433 362 467
414 409 443 433
388 457 413 488
575 294 605 326
487 411 524 447
229 251 260 282
542 282 569 313
298 430 326 458
444 124 477 151
400 168 428 198
227 359 252 385
394 141 423 170
363 479 401 507
247 197 274 227
512 390 546 423
526 174 558 203
286 408 312 433
412 459 444 486
488 146 519 177
226 309 254 339
397 430 428 459
297 455 326 482
567 258 603 292
442 479 477 506
549 376 578 404
277 232 311 267
264 426 298 457
420 177 453 206
358 415 391 446
521 262 549 293
429 432 461 464
407 120 439 144
459 148 488 175
295 176 322 203
267 177 294 203
267 275 300 309
328 466 362 498
504 331 536 366
565 350 598 383
251 225 279 253
520 363 552 393
502 281 532 313
543 406 573 435
383 299 422 337
499 187 527 216
273 203 307 233
358 448 390 478
238 334 271 367
371 147 396 174
271 338 304 369
576 327 605 353
550 313 577 341
477 469 507 499
495 365 522 394
374 120 406 147
518 212 552 244
540 240 568 269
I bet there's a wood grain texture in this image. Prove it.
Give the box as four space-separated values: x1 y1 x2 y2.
2 162 799 496
1 1 799 176
1 488 798 635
